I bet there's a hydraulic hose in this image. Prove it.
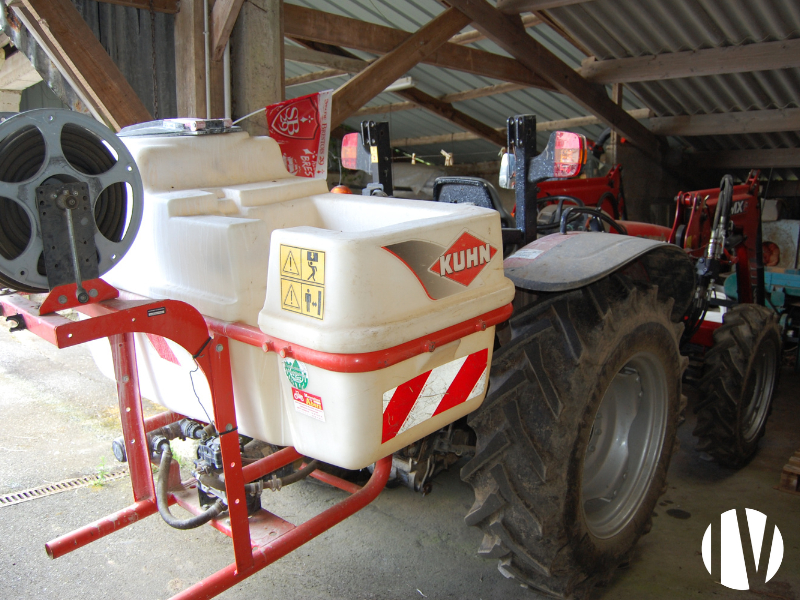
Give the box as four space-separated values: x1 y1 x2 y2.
155 445 225 530
269 459 319 489
200 458 320 495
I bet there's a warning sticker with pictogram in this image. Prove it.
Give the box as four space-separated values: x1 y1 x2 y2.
280 244 326 319
280 279 302 314
280 245 302 278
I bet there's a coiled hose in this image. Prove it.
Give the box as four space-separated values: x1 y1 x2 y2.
156 445 225 530
0 124 128 292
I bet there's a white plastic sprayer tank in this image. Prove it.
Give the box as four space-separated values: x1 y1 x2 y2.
87 127 515 469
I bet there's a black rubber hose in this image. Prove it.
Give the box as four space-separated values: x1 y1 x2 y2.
592 128 611 159
277 459 319 486
156 446 225 530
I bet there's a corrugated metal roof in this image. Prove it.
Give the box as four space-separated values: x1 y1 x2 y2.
284 0 605 164
547 0 800 178
285 0 799 177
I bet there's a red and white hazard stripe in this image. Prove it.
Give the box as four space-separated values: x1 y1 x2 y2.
382 348 488 444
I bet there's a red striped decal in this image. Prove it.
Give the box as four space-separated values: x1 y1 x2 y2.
382 348 489 444
433 348 488 416
381 370 431 443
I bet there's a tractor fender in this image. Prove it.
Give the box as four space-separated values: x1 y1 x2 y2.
504 232 695 320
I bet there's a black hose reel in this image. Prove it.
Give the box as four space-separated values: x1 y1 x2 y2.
0 109 143 301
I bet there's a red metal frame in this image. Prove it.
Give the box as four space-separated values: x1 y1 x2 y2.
205 303 513 373
39 278 119 315
537 165 625 219
0 290 392 600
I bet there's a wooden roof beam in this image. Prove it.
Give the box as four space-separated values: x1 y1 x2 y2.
397 87 506 147
353 82 529 116
286 69 347 87
688 149 800 170
450 14 540 45
448 0 663 159
210 0 245 61
496 0 595 14
12 0 151 130
284 4 555 92
650 108 800 137
392 108 652 147
331 8 471 128
0 51 43 91
284 45 369 73
289 37 505 147
581 38 800 84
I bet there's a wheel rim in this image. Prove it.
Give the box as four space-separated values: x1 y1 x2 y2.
581 352 668 539
742 339 778 443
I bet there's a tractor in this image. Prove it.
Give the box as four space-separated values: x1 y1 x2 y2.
429 117 781 471
1 109 705 599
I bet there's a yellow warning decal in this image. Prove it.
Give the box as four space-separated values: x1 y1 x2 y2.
280 279 302 314
370 145 378 164
280 245 325 320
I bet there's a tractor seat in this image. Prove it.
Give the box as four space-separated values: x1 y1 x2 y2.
432 176 515 229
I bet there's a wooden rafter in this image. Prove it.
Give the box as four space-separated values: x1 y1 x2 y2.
352 82 530 118
286 69 347 87
90 0 179 13
650 108 800 137
0 51 43 90
331 8 471 128
397 88 506 147
210 0 245 61
13 0 151 130
497 0 594 13
355 101 417 116
450 14 540 44
284 45 369 73
580 38 800 84
391 108 652 146
689 149 800 170
291 38 505 147
448 0 663 159
284 4 555 92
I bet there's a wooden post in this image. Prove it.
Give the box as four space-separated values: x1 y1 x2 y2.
608 83 623 164
230 0 284 136
174 0 225 119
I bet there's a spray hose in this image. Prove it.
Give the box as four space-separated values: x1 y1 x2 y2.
155 445 225 530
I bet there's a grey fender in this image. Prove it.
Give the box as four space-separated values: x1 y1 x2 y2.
504 232 695 320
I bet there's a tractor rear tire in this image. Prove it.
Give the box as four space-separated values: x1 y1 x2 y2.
693 304 781 468
461 274 685 599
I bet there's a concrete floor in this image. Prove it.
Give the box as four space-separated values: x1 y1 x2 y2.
1 317 798 600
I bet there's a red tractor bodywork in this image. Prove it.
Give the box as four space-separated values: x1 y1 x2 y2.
537 167 763 350
667 171 761 306
537 165 626 219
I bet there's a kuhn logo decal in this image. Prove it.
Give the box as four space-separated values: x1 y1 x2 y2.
429 232 497 287
382 232 497 300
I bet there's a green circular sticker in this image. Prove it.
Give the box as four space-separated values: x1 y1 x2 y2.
283 358 309 390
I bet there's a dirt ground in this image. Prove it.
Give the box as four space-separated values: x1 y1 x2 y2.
1 316 798 600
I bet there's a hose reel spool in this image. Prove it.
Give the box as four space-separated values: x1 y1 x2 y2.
0 109 143 297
